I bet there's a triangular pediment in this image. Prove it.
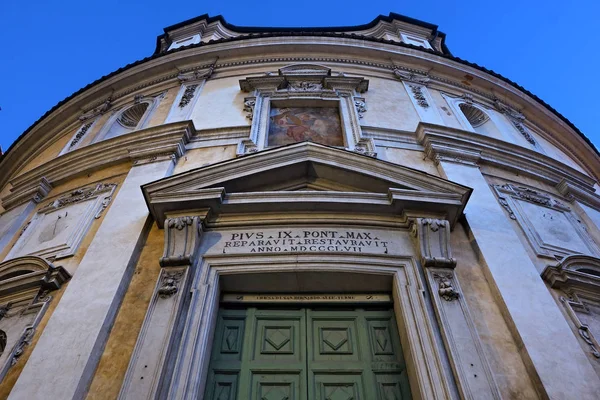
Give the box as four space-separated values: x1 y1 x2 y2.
143 142 471 227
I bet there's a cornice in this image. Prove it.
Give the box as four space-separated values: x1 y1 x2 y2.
1 122 193 211
143 141 471 228
2 31 598 194
417 123 597 193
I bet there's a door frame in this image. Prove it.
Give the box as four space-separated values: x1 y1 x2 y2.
167 253 454 400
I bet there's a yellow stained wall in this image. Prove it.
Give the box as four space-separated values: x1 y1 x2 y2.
453 221 538 399
85 224 163 400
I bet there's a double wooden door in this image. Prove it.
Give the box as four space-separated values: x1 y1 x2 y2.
204 307 412 399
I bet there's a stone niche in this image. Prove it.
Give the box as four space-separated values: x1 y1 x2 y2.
493 183 599 259
5 183 116 261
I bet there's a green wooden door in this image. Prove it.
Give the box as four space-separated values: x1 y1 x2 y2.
204 307 411 400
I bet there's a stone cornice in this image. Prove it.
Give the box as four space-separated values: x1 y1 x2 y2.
0 256 71 299
3 35 597 196
143 142 471 228
1 122 193 211
542 255 600 295
417 123 597 193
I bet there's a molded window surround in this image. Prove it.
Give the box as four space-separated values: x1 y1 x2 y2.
93 94 163 143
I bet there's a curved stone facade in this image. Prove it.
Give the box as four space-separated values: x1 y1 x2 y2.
0 13 600 400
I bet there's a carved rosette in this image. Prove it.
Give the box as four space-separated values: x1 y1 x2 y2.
160 215 204 267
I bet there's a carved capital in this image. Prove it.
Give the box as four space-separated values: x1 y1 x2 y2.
410 218 456 268
160 216 203 267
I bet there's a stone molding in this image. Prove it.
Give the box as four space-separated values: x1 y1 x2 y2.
5 36 598 196
409 218 500 399
142 142 471 228
1 122 192 212
417 123 596 193
409 218 456 268
237 64 374 156
160 215 204 267
6 182 118 261
165 254 455 400
492 183 600 258
0 256 70 383
542 255 600 361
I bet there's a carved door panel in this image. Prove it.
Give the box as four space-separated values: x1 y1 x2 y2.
205 307 411 400
308 310 410 400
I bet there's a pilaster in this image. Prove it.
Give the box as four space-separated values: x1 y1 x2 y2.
8 157 177 400
410 217 500 399
434 157 600 399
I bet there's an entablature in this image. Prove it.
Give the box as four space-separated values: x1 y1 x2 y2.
1 122 193 212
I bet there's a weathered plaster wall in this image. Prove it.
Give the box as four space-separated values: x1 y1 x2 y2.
452 222 538 399
361 77 420 132
173 145 237 174
377 147 440 176
146 87 178 128
85 224 162 400
191 76 248 130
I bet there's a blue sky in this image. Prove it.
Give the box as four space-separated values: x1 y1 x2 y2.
1 0 599 153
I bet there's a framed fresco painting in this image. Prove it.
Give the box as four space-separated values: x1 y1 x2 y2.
268 107 344 147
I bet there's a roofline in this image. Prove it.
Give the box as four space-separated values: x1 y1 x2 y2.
154 13 450 56
0 19 595 171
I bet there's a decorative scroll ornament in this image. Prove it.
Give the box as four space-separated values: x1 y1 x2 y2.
178 85 198 108
68 121 94 150
79 98 112 122
493 99 536 145
288 81 323 91
410 218 456 268
11 327 35 366
168 216 193 230
41 183 117 219
158 270 184 299
460 93 474 104
392 69 430 85
578 325 600 358
434 272 460 301
177 64 215 83
243 97 256 120
160 215 203 267
354 98 367 118
409 85 429 108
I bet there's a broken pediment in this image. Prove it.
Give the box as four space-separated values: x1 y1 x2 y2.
143 142 471 227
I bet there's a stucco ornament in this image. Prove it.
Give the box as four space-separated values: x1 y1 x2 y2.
435 273 460 301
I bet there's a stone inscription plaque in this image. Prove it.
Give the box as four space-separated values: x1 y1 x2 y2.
221 229 390 254
222 293 392 303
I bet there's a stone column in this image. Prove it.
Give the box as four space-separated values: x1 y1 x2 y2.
435 159 600 399
8 157 175 400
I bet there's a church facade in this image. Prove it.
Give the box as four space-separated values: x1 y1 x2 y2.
0 13 599 399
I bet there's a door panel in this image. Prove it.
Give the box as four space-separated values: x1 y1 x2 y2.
205 306 411 400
